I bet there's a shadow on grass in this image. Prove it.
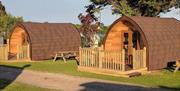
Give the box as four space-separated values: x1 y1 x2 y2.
80 82 180 91
0 64 31 90
159 86 180 91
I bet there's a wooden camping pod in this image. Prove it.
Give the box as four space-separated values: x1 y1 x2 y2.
9 22 81 60
103 16 180 70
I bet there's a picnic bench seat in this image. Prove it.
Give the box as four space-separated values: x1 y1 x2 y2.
174 60 180 73
53 51 79 63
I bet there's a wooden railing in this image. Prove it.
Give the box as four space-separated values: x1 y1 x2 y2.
17 45 30 60
79 47 126 71
132 47 146 69
99 49 125 71
79 48 99 68
0 45 8 60
79 47 147 73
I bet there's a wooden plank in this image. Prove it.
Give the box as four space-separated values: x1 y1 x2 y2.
85 49 88 67
62 53 67 63
107 52 109 69
79 47 82 66
143 47 146 68
174 66 179 73
27 44 30 60
122 49 125 71
91 49 93 67
99 49 102 69
53 54 58 62
133 48 136 69
17 45 19 60
174 60 180 73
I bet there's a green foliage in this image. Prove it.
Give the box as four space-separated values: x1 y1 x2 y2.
0 1 6 16
1 60 180 89
75 24 108 33
0 15 23 39
0 2 23 39
99 25 108 45
99 24 108 33
75 24 81 30
89 0 180 16
75 24 108 46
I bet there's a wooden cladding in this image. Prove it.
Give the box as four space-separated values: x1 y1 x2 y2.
104 22 128 51
0 45 8 60
10 27 27 54
104 21 133 56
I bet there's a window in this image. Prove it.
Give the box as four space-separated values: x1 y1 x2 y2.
124 33 129 44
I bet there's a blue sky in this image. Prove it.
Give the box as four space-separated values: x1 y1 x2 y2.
1 0 180 25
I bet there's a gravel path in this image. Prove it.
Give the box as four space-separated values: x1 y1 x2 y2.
0 66 177 91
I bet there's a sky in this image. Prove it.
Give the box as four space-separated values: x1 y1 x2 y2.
1 0 180 25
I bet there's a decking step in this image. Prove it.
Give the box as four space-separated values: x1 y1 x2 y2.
126 72 142 77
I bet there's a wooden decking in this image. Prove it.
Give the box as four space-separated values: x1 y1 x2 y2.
78 66 147 77
78 47 147 77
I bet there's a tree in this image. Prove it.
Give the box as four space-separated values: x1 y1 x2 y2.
88 0 180 16
0 1 6 16
0 2 23 39
78 4 101 47
0 15 23 39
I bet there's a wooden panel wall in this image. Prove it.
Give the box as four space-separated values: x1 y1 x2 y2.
10 27 26 54
104 21 129 51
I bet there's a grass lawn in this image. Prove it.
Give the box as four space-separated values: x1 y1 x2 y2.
0 79 58 91
0 60 180 90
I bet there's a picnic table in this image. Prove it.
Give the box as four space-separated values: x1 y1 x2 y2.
174 60 180 73
53 51 79 63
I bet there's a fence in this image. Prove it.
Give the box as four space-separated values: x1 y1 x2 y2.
0 45 8 60
99 50 125 71
79 47 126 72
17 45 30 60
79 47 146 73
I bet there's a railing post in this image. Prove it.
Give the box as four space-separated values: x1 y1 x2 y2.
7 39 9 60
143 47 146 68
5 45 8 60
79 47 82 66
21 45 23 59
1 45 4 60
27 44 30 60
0 46 1 59
132 48 136 69
99 46 103 69
17 45 19 60
7 39 9 52
122 49 125 71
